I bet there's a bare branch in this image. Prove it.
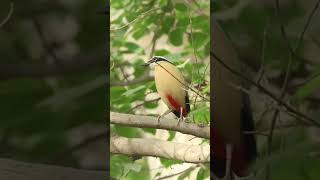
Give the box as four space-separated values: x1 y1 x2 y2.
0 158 106 180
53 130 108 163
110 112 210 139
110 136 210 163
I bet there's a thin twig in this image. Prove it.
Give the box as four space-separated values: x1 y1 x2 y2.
0 2 14 27
128 97 161 113
266 0 320 178
257 22 269 85
295 0 320 51
210 51 320 127
32 17 62 64
110 7 159 31
155 165 199 180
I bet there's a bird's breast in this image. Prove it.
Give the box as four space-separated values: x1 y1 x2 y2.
154 63 187 111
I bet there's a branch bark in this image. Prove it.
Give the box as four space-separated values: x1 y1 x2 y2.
0 158 106 180
110 136 210 163
110 112 210 139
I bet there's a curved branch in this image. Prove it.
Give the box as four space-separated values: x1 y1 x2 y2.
110 136 210 163
110 112 210 139
0 2 14 27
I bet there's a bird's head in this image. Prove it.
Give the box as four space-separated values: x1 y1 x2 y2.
143 56 172 68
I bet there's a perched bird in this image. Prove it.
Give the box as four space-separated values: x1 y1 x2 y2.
212 17 257 179
144 56 190 122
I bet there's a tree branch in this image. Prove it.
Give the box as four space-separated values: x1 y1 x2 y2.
53 130 108 163
110 136 210 163
110 112 210 139
210 51 320 127
0 158 106 180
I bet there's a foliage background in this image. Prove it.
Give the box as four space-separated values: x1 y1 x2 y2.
0 0 106 170
110 0 210 179
213 0 320 179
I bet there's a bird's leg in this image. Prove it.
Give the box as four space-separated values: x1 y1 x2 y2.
157 109 172 124
225 144 233 180
177 107 183 126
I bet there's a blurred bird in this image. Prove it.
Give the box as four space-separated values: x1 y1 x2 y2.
144 56 190 123
212 17 257 179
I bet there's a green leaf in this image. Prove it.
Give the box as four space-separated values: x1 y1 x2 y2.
191 32 209 49
160 16 175 34
110 155 133 178
143 101 158 109
124 42 144 54
114 125 139 138
191 16 209 32
132 27 150 40
160 158 183 168
292 75 320 102
159 0 168 7
133 59 146 78
175 3 188 12
169 28 183 46
176 17 189 30
122 86 146 97
178 168 192 180
167 130 176 141
124 159 151 180
155 49 171 56
142 128 156 135
196 168 205 180
110 87 126 102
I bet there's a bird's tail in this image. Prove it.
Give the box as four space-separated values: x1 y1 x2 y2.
212 93 257 178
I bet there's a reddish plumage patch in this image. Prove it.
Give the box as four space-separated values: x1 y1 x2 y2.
212 127 226 158
166 94 188 117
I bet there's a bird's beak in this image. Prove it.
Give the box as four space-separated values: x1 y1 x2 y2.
142 59 153 67
142 62 150 67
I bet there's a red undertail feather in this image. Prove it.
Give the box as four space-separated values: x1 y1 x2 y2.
166 94 188 117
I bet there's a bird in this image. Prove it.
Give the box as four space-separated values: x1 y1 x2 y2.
212 93 257 179
144 56 190 123
211 17 257 179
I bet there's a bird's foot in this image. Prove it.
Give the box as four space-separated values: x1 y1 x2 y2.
157 115 162 124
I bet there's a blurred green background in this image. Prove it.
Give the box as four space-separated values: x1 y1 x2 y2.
213 0 320 179
0 0 106 170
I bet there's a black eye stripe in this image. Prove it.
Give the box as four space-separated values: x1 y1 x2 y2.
152 56 174 65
